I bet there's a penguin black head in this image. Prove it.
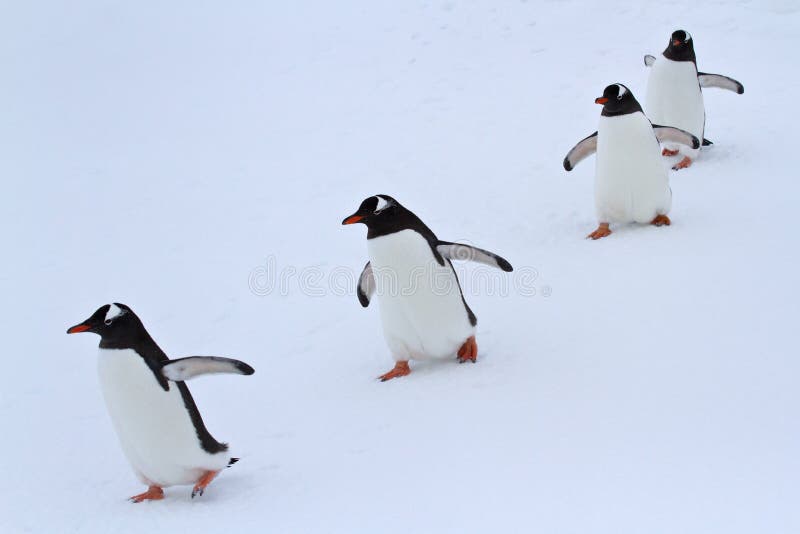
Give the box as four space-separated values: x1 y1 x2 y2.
664 29 696 62
342 194 400 230
67 303 148 348
595 83 643 117
342 195 435 239
341 194 398 226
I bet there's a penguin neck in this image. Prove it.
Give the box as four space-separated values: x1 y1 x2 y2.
366 210 438 242
100 330 165 358
662 45 696 65
601 101 643 118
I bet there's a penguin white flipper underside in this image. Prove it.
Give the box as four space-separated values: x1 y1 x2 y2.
357 261 375 307
698 72 744 94
161 357 255 382
651 125 701 149
436 241 514 272
644 54 656 66
563 132 598 171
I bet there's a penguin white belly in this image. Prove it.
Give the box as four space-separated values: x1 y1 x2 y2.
595 113 672 224
646 58 704 157
97 348 228 487
368 229 475 361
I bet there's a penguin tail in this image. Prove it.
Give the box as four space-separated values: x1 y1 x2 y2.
228 457 240 468
702 138 713 146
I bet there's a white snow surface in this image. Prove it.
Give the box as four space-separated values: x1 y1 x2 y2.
1 1 798 533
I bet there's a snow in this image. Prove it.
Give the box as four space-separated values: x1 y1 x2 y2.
2 0 798 532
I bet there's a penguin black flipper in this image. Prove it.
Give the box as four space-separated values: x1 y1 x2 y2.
436 241 513 272
702 138 713 146
644 54 656 67
357 261 375 307
651 124 701 149
698 72 744 94
563 131 598 171
161 356 255 382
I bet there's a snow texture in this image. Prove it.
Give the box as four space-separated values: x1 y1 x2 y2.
1 1 798 533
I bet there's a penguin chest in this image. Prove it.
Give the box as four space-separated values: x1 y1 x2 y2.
97 349 227 487
646 58 705 140
367 230 474 360
595 114 671 223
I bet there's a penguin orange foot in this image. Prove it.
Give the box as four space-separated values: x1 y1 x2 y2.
66 304 255 500
191 470 220 498
378 361 411 382
129 486 164 503
651 214 671 226
662 148 680 157
457 336 478 363
672 156 692 170
587 223 612 240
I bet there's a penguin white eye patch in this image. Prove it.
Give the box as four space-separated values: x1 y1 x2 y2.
374 196 390 213
104 304 126 323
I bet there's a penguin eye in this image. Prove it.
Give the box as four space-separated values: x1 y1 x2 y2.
104 319 113 325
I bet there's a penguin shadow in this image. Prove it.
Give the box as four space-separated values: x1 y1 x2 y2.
589 221 673 241
687 144 738 166
375 354 491 383
661 143 739 176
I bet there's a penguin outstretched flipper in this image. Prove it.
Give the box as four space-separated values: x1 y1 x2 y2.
67 303 253 502
651 125 700 149
645 30 743 168
698 72 744 94
563 131 598 171
161 356 255 382
357 261 375 307
436 241 513 272
342 194 512 380
644 54 656 67
566 83 675 239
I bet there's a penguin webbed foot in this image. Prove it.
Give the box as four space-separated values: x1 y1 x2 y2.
129 486 164 503
662 148 680 157
672 156 692 170
191 470 220 499
587 223 612 240
378 361 411 382
651 214 671 227
457 336 478 364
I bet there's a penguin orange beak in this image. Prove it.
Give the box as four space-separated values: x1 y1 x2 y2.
595 97 608 105
67 323 92 334
342 215 364 225
673 40 681 46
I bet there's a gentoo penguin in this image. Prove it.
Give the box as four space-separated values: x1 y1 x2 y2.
342 195 513 381
644 30 744 170
67 303 254 502
563 83 700 239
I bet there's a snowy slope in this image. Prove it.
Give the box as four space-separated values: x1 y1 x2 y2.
2 1 798 532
